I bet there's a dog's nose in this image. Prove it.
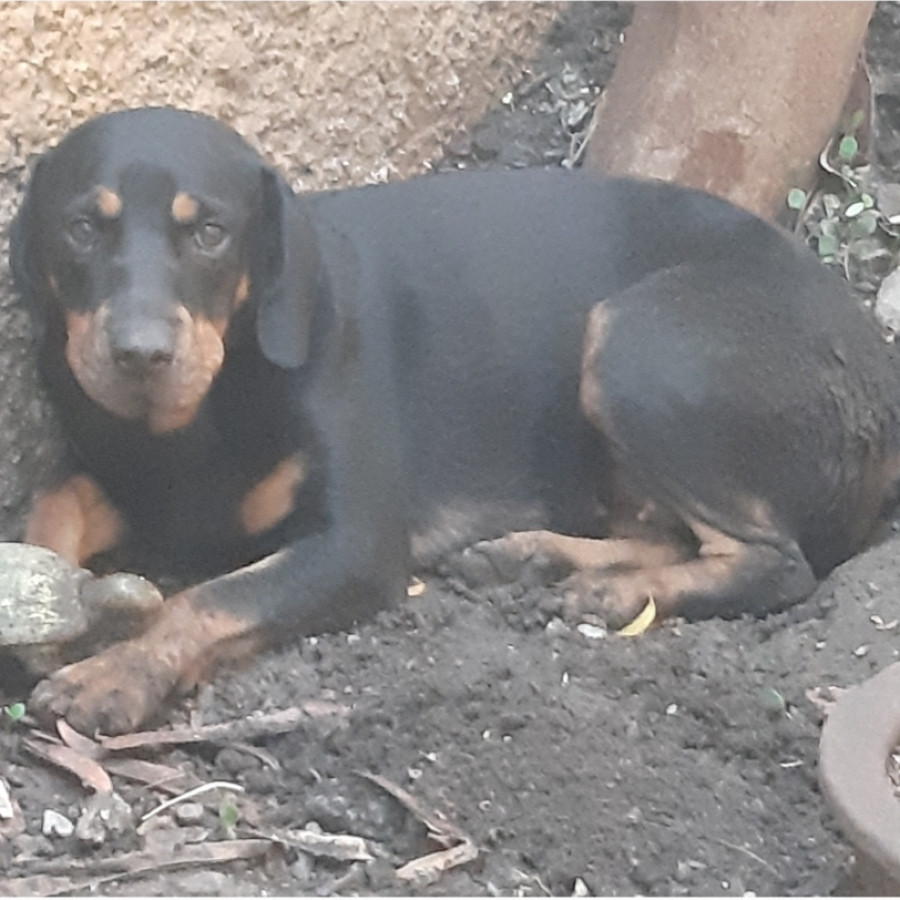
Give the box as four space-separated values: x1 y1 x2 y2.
109 322 176 372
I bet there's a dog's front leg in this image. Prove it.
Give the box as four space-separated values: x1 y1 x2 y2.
31 371 409 735
30 526 406 735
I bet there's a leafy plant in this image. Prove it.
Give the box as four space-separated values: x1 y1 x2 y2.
788 115 900 295
218 795 240 838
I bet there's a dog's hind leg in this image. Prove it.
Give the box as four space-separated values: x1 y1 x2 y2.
557 516 816 629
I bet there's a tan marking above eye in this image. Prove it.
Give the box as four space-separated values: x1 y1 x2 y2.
95 186 122 219
239 454 308 537
171 192 199 224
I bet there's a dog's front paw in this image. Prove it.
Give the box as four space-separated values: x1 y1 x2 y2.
31 639 179 735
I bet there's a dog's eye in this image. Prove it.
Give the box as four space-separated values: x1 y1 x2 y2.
66 216 98 250
194 222 228 251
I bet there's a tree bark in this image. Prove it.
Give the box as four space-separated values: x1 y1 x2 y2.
586 2 874 218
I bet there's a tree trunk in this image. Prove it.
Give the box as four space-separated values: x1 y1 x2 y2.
586 1 874 218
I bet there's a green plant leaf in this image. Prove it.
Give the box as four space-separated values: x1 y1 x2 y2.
817 233 839 258
786 188 807 211
4 702 26 722
839 134 859 161
849 210 879 238
759 687 787 716
219 798 239 830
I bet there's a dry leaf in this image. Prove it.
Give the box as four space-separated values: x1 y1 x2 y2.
23 738 113 794
56 719 102 758
103 758 195 791
617 597 657 637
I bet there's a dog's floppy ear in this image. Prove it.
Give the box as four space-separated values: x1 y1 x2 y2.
252 168 323 369
9 156 49 341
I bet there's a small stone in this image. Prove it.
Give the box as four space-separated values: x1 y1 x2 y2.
42 809 74 838
0 777 13 819
876 268 900 331
289 850 315 883
174 801 205 826
545 617 568 637
76 791 133 846
215 746 259 776
576 623 606 640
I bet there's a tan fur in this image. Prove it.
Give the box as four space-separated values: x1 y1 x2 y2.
95 186 123 219
239 454 308 536
171 192 199 224
26 473 123 566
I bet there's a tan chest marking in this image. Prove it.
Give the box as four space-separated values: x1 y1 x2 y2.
239 454 308 537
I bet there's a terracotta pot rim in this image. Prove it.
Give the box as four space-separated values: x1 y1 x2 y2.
819 660 900 879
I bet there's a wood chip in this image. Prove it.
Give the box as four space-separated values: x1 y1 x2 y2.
395 839 479 885
266 826 374 861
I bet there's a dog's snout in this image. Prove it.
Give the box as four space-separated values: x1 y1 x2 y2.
109 317 177 372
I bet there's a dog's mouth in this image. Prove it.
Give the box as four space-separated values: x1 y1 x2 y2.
64 305 227 434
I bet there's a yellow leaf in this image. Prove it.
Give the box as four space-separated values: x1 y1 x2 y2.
617 596 657 637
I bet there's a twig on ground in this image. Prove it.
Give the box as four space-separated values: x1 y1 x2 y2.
100 701 348 752
0 838 273 897
358 770 478 885
713 838 779 876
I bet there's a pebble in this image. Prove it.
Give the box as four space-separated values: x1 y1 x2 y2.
41 809 74 838
576 622 606 640
216 746 259 776
75 791 133 846
0 777 13 819
289 850 315 883
174 801 205 826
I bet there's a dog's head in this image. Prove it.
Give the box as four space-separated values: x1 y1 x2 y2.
11 107 318 433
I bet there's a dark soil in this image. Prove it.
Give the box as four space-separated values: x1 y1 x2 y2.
3 3 900 896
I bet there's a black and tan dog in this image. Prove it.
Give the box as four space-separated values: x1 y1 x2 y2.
10 107 900 734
